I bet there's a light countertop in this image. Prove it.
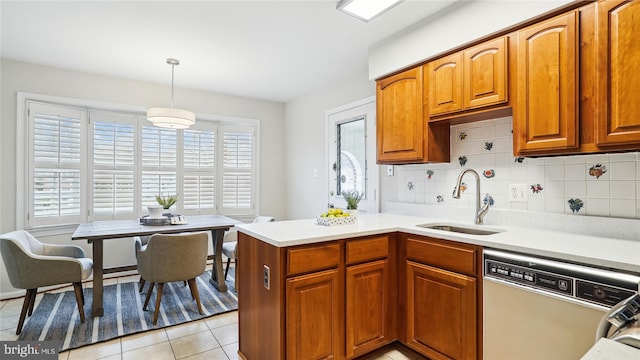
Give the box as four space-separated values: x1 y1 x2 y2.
236 213 640 273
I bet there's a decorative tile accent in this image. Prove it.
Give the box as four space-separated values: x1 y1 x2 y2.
458 155 468 166
568 198 584 213
588 163 607 179
483 169 495 178
436 195 444 203
426 170 434 179
484 141 494 151
530 184 543 194
407 181 414 191
514 157 525 163
483 193 494 206
458 131 467 141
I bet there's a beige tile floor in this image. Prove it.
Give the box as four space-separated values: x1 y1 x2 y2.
0 268 423 360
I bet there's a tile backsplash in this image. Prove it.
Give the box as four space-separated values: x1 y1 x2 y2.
390 117 640 219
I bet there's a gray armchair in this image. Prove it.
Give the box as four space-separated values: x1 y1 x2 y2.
222 216 274 280
136 231 208 325
0 230 93 334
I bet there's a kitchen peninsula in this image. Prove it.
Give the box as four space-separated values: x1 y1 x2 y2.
235 213 640 360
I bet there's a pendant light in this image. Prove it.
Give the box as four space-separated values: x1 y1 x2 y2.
147 58 195 129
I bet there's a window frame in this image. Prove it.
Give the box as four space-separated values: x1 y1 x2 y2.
16 92 260 234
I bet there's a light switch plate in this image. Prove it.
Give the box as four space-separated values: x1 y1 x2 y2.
387 165 394 176
509 184 528 202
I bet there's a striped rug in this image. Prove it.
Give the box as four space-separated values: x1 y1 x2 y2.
17 270 237 351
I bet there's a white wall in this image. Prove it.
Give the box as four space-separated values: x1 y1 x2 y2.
284 68 375 220
0 59 286 297
368 0 573 80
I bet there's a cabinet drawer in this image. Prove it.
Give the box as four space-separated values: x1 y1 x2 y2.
346 236 389 265
406 237 477 276
287 242 341 276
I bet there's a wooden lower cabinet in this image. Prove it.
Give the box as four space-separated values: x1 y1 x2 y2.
238 233 480 360
346 259 391 358
286 269 342 360
405 261 477 360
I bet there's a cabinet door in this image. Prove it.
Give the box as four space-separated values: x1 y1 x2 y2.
406 261 476 360
596 0 640 145
514 11 579 153
428 53 464 116
463 37 508 109
346 260 390 358
376 67 424 163
286 269 342 360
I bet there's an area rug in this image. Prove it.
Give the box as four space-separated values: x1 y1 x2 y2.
17 270 237 351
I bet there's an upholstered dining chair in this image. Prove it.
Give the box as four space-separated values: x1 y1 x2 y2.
0 230 93 334
222 216 274 280
135 231 208 325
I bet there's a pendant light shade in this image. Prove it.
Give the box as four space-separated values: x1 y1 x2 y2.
147 58 195 129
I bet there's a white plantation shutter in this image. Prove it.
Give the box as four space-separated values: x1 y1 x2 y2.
90 111 136 219
141 126 177 210
221 125 254 214
183 128 215 211
21 97 259 230
28 102 84 227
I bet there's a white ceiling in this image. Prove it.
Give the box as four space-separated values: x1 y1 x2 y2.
1 0 458 103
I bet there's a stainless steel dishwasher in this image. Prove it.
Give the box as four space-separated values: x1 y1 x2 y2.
483 248 640 359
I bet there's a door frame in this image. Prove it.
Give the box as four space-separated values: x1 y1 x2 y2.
325 96 379 213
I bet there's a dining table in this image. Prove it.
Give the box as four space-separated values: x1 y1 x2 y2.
71 214 241 317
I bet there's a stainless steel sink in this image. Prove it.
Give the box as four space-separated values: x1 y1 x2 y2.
416 223 504 236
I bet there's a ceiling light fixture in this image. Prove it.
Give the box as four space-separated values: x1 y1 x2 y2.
147 58 195 129
337 0 404 22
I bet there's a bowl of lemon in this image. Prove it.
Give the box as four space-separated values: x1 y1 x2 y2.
317 208 357 226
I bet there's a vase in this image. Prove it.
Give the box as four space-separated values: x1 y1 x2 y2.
345 209 358 218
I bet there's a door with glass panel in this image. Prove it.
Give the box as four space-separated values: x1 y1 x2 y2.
327 97 378 214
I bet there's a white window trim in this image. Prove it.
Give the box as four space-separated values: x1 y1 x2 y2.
16 92 260 232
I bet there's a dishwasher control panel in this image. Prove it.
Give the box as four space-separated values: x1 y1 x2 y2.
484 249 639 308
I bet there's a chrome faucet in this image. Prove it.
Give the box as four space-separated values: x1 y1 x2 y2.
452 168 490 225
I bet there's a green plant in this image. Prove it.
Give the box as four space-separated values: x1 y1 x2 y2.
341 189 363 210
155 194 178 209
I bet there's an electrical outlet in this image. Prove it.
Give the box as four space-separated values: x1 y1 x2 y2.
387 165 394 176
263 265 270 290
509 184 528 203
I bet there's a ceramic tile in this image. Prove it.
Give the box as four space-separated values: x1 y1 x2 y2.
182 347 229 360
58 350 70 360
170 330 219 359
565 163 586 180
0 328 19 341
609 161 636 181
204 311 237 330
166 320 210 340
587 181 610 199
545 164 564 181
564 181 586 198
0 315 20 331
121 328 168 353
67 338 121 360
211 323 239 346
122 341 174 360
609 152 636 162
587 198 610 217
610 181 636 199
610 199 637 219
222 342 239 360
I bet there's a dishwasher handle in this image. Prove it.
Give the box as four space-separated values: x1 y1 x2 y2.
595 293 640 342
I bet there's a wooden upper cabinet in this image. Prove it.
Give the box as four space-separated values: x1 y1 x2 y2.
595 0 640 146
427 53 463 116
514 11 579 154
463 37 508 109
376 67 424 163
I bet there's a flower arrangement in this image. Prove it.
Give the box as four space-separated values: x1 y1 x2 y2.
155 194 178 209
341 189 363 210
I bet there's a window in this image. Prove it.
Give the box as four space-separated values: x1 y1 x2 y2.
21 98 258 229
336 117 366 196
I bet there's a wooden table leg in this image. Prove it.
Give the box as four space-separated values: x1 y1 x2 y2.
91 239 104 317
209 229 228 292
